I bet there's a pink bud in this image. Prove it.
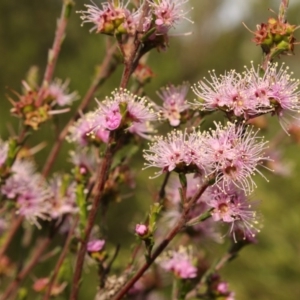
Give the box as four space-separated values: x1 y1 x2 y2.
135 224 148 236
79 166 87 175
87 239 105 253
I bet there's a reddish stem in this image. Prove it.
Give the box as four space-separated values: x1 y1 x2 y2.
69 5 152 298
69 141 114 300
113 182 210 300
0 215 24 260
42 43 118 177
36 0 72 107
43 217 78 300
129 172 171 267
119 2 150 89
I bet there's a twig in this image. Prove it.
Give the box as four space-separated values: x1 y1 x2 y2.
43 217 79 300
69 4 152 295
113 181 210 300
279 0 289 23
36 0 73 107
128 172 171 267
155 172 170 203
119 2 150 89
42 43 118 177
69 139 115 300
0 215 24 260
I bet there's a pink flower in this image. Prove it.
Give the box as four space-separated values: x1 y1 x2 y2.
1 160 51 226
98 102 122 130
48 175 78 219
158 247 197 279
143 129 206 177
207 184 261 239
209 274 235 300
192 69 256 118
92 89 157 139
78 1 139 35
249 62 300 128
150 0 192 34
68 112 110 146
45 78 78 107
204 122 269 194
144 122 269 194
87 239 105 252
193 62 300 127
157 82 190 126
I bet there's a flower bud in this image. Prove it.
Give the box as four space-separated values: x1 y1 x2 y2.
87 239 106 261
87 239 106 253
135 224 148 237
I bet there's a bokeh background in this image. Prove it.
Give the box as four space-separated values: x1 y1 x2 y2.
1 0 300 299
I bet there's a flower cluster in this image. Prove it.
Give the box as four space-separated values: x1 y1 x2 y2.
207 184 260 239
144 122 269 194
192 62 300 126
9 80 77 130
143 129 207 177
203 122 269 193
68 112 110 146
1 159 51 225
148 0 192 35
78 0 192 43
252 17 297 56
2 1 298 299
157 82 190 126
164 173 259 240
69 89 157 145
0 158 81 226
77 0 139 35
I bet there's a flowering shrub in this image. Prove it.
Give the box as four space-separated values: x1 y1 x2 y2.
0 0 299 299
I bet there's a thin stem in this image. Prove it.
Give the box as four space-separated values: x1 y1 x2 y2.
172 278 179 300
120 61 134 89
214 252 235 272
119 2 150 89
129 172 170 267
70 140 115 300
114 181 210 300
42 43 118 177
17 127 28 144
70 5 151 296
36 0 73 107
43 217 78 300
0 215 24 260
279 0 289 22
156 172 170 204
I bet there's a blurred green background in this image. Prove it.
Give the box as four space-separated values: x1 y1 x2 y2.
1 0 300 299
